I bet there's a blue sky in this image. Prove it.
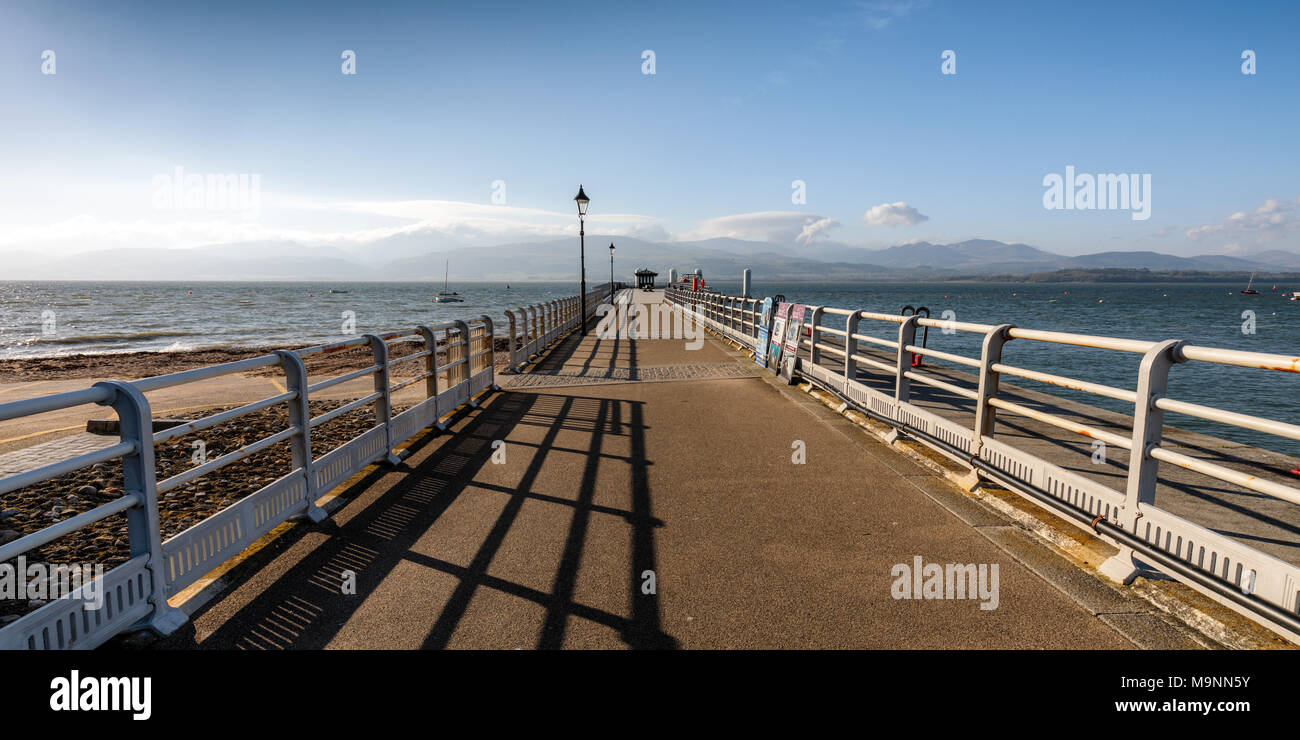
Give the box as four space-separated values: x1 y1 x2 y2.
2 0 1297 257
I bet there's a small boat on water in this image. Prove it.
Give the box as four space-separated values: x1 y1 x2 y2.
434 261 464 303
1241 273 1260 294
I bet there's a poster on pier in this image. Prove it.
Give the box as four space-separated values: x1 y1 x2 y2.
767 302 790 371
780 304 806 382
754 297 774 367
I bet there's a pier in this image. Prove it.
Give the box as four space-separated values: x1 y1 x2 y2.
0 285 1296 649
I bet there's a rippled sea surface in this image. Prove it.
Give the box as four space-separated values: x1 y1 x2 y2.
0 281 581 357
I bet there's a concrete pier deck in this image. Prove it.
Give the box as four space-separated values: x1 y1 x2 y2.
155 290 1208 649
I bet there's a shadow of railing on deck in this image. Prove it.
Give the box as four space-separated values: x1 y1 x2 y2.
162 388 676 650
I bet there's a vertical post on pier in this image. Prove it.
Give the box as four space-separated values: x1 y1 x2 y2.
93 380 187 635
417 325 440 422
451 320 471 390
971 324 1014 461
365 334 401 465
844 311 860 391
894 315 920 403
520 306 531 355
1120 340 1184 531
527 306 539 355
809 306 825 367
1095 339 1185 585
502 312 518 373
742 268 751 299
482 315 498 391
276 350 326 523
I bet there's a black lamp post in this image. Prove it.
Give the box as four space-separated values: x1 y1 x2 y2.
609 242 615 293
574 185 590 336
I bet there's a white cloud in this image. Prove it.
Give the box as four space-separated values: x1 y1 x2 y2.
862 201 929 227
674 211 840 245
1186 196 1300 244
797 217 840 244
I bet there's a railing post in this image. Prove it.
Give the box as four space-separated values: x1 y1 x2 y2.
479 314 499 392
971 324 1014 461
1120 339 1185 531
451 320 471 389
417 325 441 425
895 315 920 403
809 306 825 366
276 350 326 523
93 380 187 635
844 311 860 391
364 334 402 464
516 306 527 355
527 305 540 355
502 311 518 373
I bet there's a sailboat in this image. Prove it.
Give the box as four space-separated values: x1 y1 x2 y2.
1241 273 1260 295
434 261 464 303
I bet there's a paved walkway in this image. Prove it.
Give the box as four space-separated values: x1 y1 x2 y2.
0 433 117 478
157 291 1199 649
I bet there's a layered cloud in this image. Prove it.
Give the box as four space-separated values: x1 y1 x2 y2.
673 211 841 245
862 201 929 227
1186 196 1300 245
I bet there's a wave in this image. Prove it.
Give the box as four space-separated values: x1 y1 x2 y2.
34 331 200 345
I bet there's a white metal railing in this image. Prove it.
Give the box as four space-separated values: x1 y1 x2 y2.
502 283 621 372
0 284 612 650
666 282 1300 632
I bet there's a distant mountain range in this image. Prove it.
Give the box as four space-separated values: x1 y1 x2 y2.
4 236 1300 282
